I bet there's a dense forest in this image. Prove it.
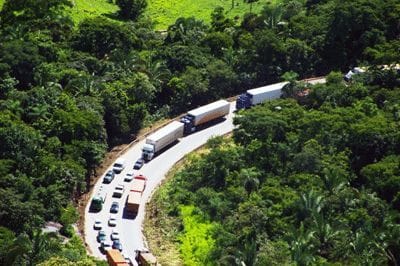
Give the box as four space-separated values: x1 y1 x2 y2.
150 70 400 265
0 0 399 264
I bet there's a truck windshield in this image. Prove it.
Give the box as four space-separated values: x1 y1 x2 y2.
142 146 152 152
185 114 195 122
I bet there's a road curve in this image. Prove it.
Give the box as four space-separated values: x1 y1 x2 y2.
84 78 326 264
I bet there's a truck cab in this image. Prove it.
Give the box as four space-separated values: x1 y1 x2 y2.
236 92 252 110
142 144 154 161
180 114 196 134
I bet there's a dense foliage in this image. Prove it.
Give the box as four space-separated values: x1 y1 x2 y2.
0 0 399 264
153 70 400 265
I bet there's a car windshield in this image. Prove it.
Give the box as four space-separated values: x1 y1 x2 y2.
114 163 122 168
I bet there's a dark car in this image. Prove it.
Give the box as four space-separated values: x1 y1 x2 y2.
112 239 123 251
100 241 112 253
97 230 106 243
103 170 115 183
110 201 119 213
133 158 144 170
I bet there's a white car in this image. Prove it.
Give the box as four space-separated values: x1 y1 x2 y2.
111 229 120 240
113 184 125 198
108 214 117 226
93 220 102 230
124 171 134 182
112 158 126 173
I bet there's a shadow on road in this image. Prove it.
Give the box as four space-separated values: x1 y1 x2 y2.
122 207 137 220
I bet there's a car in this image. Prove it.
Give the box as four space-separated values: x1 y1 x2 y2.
124 171 134 182
112 239 123 251
344 67 366 81
97 230 106 243
113 184 125 198
108 214 117 226
124 257 133 266
103 170 115 183
93 220 103 230
133 158 144 170
110 229 120 241
113 158 126 173
100 241 112 253
110 201 119 213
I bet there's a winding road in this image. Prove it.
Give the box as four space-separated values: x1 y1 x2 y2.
84 78 325 264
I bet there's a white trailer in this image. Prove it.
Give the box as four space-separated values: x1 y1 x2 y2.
180 100 230 133
142 121 184 161
236 81 288 109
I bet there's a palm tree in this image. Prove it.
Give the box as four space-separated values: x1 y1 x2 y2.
312 213 339 257
262 3 284 29
140 55 171 88
240 167 261 195
287 223 316 266
243 0 259 13
297 190 324 221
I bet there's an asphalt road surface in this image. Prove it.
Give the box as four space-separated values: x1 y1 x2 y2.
85 102 236 263
84 78 326 264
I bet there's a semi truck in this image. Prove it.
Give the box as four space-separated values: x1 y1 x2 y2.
89 186 107 212
180 99 230 134
142 121 184 161
125 175 147 215
236 81 288 110
106 249 129 266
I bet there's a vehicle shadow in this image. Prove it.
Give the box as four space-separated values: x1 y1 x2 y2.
122 207 138 220
188 116 227 135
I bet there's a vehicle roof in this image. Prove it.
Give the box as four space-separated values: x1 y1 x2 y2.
131 179 145 193
146 121 183 142
127 191 142 204
247 81 288 96
114 158 126 164
188 100 229 117
107 249 126 263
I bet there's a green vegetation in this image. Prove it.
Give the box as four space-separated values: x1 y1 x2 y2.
147 0 266 29
178 205 216 265
0 0 269 29
0 0 399 264
150 71 400 264
68 0 118 25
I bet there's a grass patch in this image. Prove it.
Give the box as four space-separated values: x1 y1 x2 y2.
69 0 119 25
0 0 272 30
0 0 119 26
147 0 267 29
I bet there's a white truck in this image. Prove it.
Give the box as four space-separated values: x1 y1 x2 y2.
180 99 230 134
142 121 184 161
236 81 288 110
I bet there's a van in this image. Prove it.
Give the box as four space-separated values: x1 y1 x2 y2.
113 158 126 173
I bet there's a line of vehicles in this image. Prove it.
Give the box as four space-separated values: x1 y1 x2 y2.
140 83 293 162
141 100 230 161
89 79 320 265
106 248 159 266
